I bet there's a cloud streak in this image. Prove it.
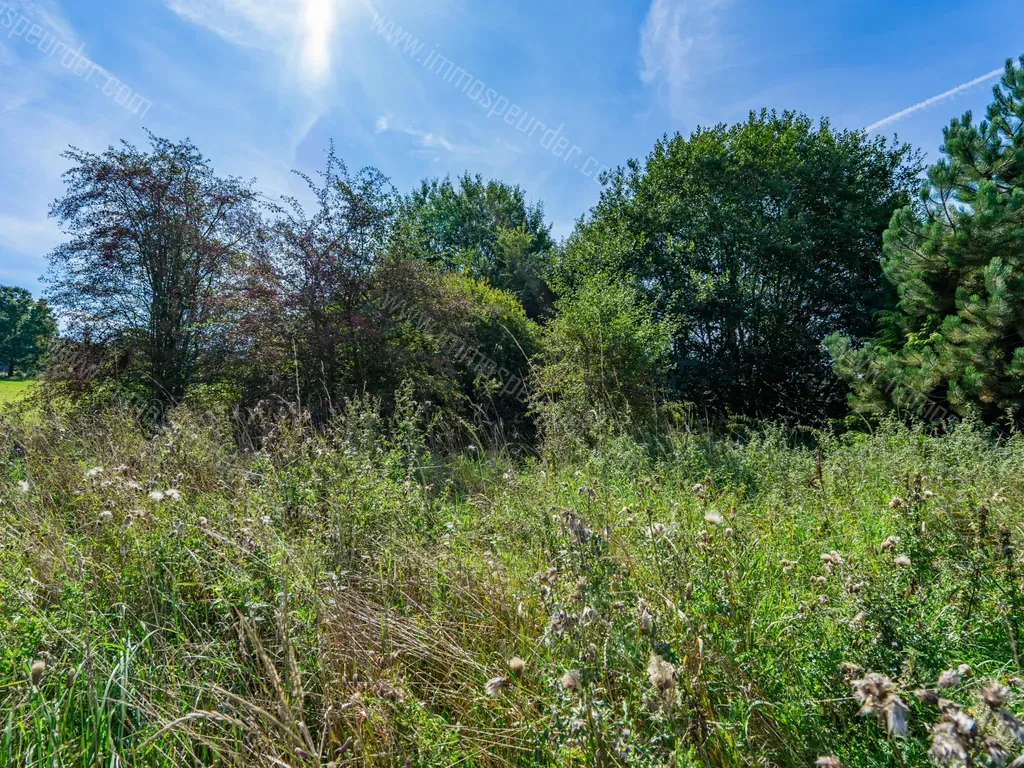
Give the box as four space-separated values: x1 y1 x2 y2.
639 0 728 119
865 67 1004 132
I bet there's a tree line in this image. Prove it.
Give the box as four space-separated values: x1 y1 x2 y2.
19 55 1024 439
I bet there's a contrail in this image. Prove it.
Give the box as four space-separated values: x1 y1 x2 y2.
866 67 1004 132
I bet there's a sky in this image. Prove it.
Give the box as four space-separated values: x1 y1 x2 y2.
0 0 1020 295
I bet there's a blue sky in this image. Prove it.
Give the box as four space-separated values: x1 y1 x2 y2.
0 0 1020 295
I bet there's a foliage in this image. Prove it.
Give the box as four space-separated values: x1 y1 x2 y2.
397 173 555 318
532 275 676 446
556 110 922 423
0 286 55 377
828 57 1024 429
239 142 397 422
44 132 258 406
2 398 1024 767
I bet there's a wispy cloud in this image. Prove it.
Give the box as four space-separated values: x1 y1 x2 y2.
639 0 729 119
865 67 1004 132
162 0 340 87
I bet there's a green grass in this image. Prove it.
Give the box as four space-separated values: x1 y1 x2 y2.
0 379 36 404
1 399 1022 767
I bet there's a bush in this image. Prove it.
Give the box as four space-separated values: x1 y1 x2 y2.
533 276 676 449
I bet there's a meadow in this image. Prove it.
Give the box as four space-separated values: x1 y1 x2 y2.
1 395 1022 767
0 379 36 404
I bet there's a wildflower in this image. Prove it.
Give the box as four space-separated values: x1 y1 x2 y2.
561 669 582 692
538 566 558 585
980 681 1009 710
647 653 676 693
84 466 104 479
780 558 796 573
929 708 977 766
549 610 576 636
888 497 903 509
148 490 165 502
894 555 911 567
816 758 842 768
692 483 706 498
17 480 30 493
880 536 898 551
638 599 653 633
122 514 133 529
260 515 271 526
485 676 509 696
508 657 526 676
704 510 724 526
684 582 693 600
30 659 45 688
165 488 181 501
818 595 830 606
915 688 940 705
821 551 844 565
937 669 961 689
851 673 909 737
98 511 113 524
810 575 828 586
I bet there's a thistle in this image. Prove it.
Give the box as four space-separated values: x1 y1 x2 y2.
851 673 909 737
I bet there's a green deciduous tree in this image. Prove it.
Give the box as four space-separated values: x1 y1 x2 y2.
0 287 56 377
556 110 921 422
397 173 555 318
827 57 1024 427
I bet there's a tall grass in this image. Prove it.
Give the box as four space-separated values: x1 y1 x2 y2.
1 395 1022 766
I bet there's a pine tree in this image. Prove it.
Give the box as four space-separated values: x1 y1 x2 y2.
827 56 1024 426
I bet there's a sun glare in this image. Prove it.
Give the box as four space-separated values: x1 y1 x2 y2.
300 0 335 84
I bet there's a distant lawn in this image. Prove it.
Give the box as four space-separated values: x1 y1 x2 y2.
0 379 37 404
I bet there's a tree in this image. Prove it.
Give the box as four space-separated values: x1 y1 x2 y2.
45 133 257 405
827 57 1024 427
397 173 555 318
556 110 921 422
0 287 55 377
240 144 398 422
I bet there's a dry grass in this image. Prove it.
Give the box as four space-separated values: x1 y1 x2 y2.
1 397 1023 766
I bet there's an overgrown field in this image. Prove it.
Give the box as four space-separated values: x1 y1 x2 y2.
2 398 1023 767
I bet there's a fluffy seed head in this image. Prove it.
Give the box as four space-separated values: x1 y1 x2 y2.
647 653 676 693
894 555 911 567
561 669 582 692
508 657 526 676
30 659 45 688
937 669 961 689
980 681 1009 710
704 510 724 526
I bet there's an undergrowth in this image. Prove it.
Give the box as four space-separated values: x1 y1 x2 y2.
1 395 1023 767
